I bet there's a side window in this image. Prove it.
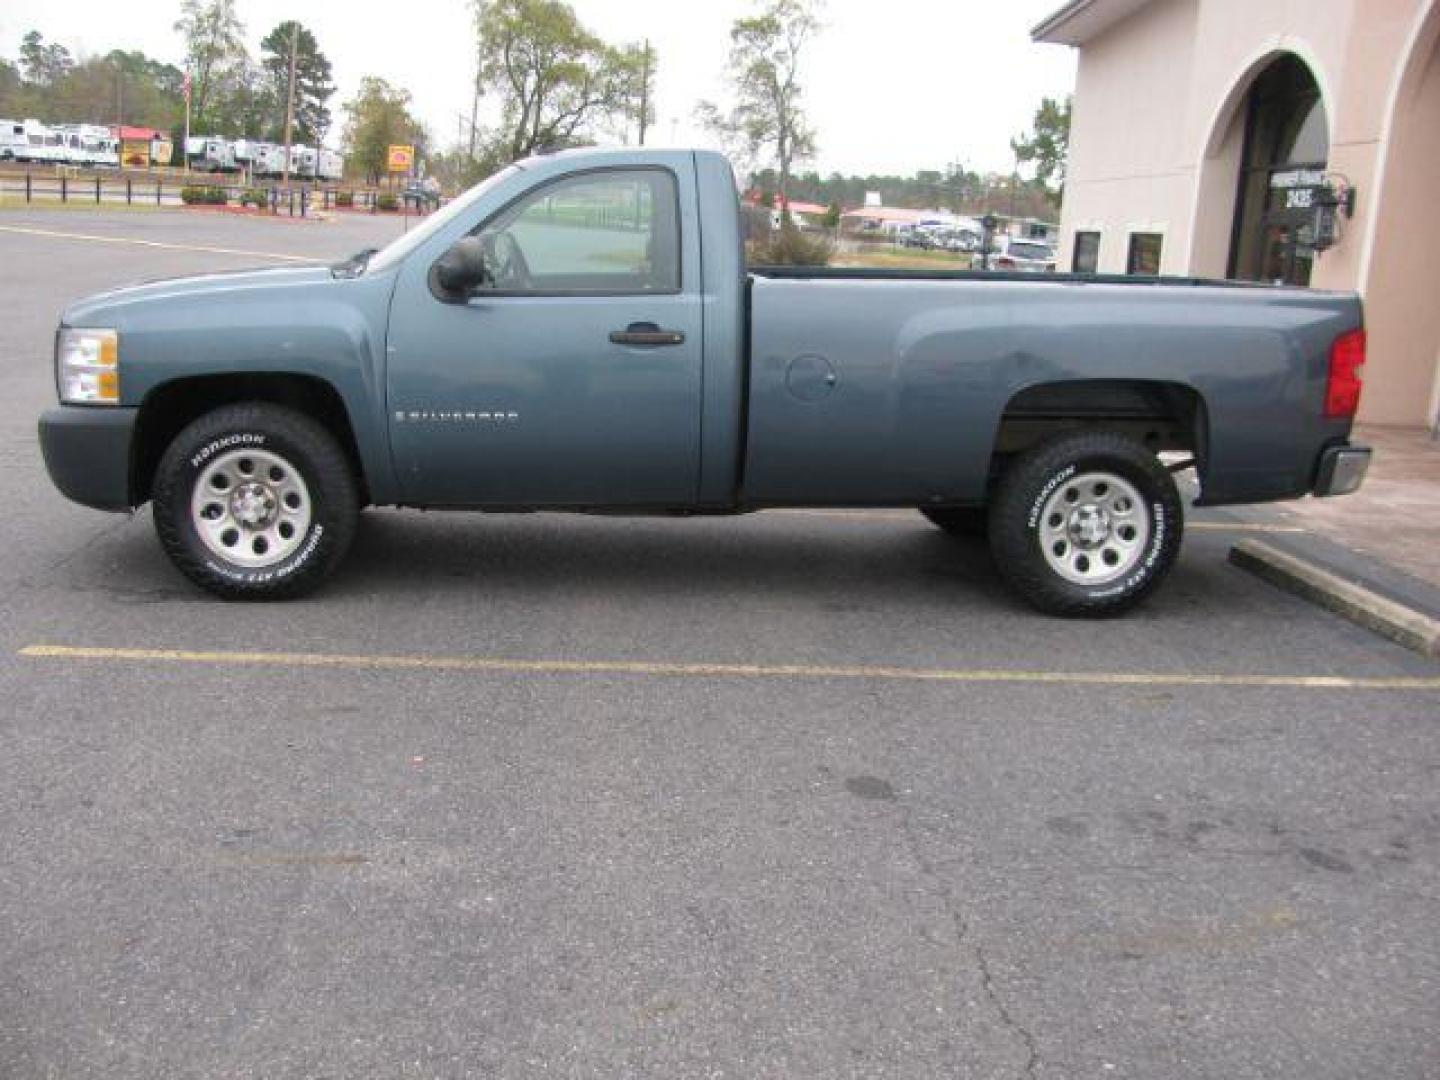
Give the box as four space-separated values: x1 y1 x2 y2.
477 169 680 294
1072 230 1100 273
1126 232 1163 275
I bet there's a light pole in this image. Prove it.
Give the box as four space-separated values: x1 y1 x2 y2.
281 21 299 185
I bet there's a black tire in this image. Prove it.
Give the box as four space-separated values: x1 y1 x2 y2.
152 403 358 600
920 506 988 537
987 431 1183 617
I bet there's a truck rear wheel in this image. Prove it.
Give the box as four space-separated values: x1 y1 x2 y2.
987 431 1182 616
151 403 358 600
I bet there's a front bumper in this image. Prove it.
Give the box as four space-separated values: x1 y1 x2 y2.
38 406 138 511
1313 443 1371 497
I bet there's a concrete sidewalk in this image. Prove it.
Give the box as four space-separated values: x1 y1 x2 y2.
1222 424 1440 652
1270 424 1440 590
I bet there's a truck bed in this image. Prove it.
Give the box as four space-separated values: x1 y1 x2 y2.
741 269 1361 507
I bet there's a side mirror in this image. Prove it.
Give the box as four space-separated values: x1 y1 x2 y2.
432 236 488 299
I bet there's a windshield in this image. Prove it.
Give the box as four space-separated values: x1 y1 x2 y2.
365 164 524 275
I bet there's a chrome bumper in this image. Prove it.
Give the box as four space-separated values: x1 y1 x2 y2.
1313 444 1371 497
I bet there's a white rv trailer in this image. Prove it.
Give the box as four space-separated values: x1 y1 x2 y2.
231 139 261 169
0 120 24 160
184 136 237 173
288 144 317 178
53 124 119 168
317 149 344 182
14 120 63 164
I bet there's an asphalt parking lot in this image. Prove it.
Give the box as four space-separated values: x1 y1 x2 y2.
2 207 1438 1079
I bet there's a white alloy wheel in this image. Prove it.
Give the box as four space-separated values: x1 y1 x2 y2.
190 447 313 567
1036 471 1151 585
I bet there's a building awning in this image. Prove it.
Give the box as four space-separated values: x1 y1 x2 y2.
114 126 167 140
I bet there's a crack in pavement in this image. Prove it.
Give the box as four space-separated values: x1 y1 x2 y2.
892 800 1041 1079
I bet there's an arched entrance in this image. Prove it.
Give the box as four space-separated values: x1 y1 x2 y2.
1226 55 1329 285
1360 1 1440 427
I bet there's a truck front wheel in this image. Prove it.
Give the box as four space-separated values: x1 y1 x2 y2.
987 432 1183 616
151 403 358 600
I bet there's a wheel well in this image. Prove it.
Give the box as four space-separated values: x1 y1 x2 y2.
991 379 1208 486
131 373 368 505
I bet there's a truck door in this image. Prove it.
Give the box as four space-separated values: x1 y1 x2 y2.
384 164 704 506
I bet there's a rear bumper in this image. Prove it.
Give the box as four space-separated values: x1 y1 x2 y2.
38 406 137 511
1313 443 1371 498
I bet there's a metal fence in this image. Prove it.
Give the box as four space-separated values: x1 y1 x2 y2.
0 171 417 217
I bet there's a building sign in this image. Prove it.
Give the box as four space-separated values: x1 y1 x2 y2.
121 139 151 168
1270 168 1325 189
1269 169 1331 212
387 145 415 173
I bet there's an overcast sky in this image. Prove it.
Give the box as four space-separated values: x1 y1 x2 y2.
0 0 1076 177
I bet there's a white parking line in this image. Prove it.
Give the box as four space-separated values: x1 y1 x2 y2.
0 223 320 263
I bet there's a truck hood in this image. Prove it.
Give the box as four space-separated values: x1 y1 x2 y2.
61 265 335 327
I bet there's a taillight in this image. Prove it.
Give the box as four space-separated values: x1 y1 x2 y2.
1324 328 1365 419
996 257 1016 269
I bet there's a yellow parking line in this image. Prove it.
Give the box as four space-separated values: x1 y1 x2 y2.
18 644 1439 691
770 510 1305 533
0 223 320 263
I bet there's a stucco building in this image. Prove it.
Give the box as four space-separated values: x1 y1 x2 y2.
1034 0 1440 428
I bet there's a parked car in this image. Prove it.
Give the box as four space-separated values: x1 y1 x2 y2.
38 147 1371 616
899 228 937 250
402 178 441 211
936 229 979 253
976 236 1057 272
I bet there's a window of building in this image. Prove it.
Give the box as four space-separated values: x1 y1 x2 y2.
1228 54 1328 285
1127 233 1163 275
1072 231 1101 273
476 168 680 294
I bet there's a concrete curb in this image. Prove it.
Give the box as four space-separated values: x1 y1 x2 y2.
1229 539 1440 659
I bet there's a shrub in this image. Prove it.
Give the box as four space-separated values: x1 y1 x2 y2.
180 185 229 206
240 188 269 209
747 221 834 266
376 193 398 212
335 190 354 208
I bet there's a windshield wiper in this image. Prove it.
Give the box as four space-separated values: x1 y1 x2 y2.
331 247 378 279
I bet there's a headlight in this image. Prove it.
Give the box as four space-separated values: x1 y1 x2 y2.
57 328 119 405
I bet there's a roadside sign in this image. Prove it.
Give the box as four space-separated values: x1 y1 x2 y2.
387 145 415 173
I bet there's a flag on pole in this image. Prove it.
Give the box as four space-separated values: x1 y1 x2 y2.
183 71 192 104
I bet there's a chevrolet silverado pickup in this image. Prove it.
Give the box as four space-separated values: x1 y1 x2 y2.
39 147 1372 615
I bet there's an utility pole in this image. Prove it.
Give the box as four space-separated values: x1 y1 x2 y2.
468 44 482 159
637 39 651 146
183 68 191 175
281 21 299 184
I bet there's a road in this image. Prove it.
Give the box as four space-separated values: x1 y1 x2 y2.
1 207 1437 1079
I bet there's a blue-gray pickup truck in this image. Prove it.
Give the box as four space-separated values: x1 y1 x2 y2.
39 147 1372 615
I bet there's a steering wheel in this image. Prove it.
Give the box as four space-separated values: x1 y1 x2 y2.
480 230 533 290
